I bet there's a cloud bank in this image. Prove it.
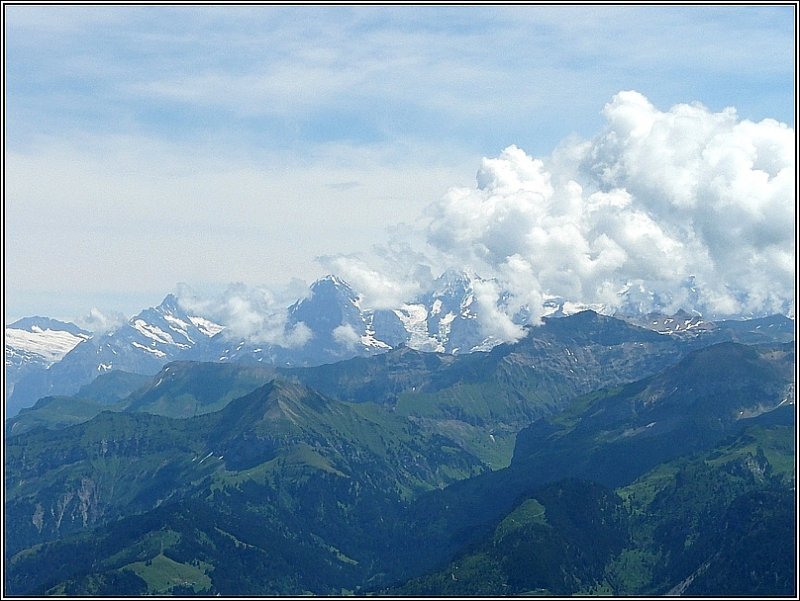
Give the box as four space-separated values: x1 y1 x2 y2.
331 91 795 341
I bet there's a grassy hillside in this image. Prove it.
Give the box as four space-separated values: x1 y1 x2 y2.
4 338 794 596
386 422 795 596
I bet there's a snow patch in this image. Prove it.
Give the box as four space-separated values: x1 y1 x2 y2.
361 331 391 349
188 315 225 337
5 328 90 364
163 314 195 344
394 304 443 351
131 341 167 358
470 337 502 352
132 320 175 345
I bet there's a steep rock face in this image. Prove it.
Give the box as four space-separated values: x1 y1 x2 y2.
369 308 409 348
194 271 500 370
287 276 386 363
189 275 395 368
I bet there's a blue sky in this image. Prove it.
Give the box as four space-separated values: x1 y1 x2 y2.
4 4 796 323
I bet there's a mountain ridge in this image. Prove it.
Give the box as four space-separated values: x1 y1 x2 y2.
7 273 795 419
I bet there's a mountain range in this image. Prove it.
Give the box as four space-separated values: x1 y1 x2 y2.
5 333 795 596
5 272 795 418
4 271 796 596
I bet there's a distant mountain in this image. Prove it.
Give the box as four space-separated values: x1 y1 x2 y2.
193 271 493 368
7 316 90 339
74 370 154 406
509 341 795 485
623 310 795 345
5 317 92 416
7 273 794 419
191 275 397 367
9 309 792 475
122 362 277 418
7 296 224 415
6 371 152 437
26 271 493 407
708 313 796 344
7 311 691 474
396 269 484 353
288 275 389 360
619 309 711 336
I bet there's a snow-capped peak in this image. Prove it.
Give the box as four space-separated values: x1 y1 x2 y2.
5 319 91 366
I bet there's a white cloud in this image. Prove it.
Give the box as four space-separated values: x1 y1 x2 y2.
7 86 791 339
471 279 526 343
4 133 472 310
332 323 361 349
75 307 127 334
5 5 793 328
176 282 311 347
422 91 794 321
318 250 432 310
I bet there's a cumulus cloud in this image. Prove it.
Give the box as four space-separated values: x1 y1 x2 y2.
471 278 526 342
175 282 311 347
318 228 436 310
422 91 794 323
318 254 417 310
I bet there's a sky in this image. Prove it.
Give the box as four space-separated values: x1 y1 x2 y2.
3 4 796 330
